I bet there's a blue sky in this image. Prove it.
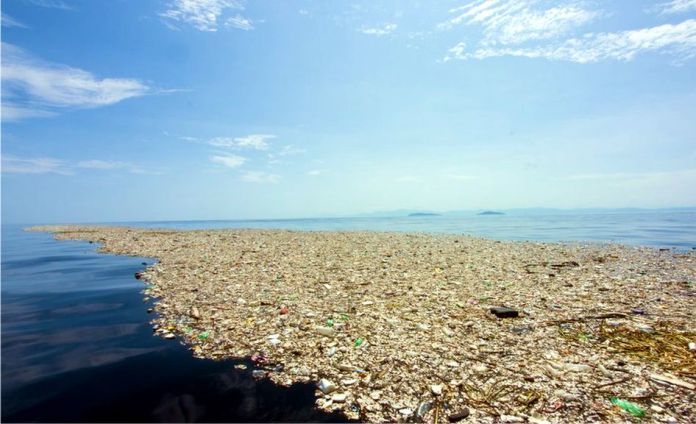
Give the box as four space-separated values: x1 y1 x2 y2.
2 0 696 223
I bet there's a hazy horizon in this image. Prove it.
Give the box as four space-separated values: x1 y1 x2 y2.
3 0 696 224
4 206 696 226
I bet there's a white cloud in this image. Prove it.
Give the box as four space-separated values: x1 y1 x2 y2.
160 0 252 32
2 155 71 175
77 160 127 170
447 19 696 63
226 14 253 30
208 137 239 148
208 134 275 150
441 0 599 45
25 0 73 10
446 42 468 60
358 23 397 36
1 104 56 120
656 0 696 15
210 154 247 168
266 144 305 164
276 145 305 156
235 134 275 149
77 159 160 174
241 171 280 183
2 13 28 28
2 43 150 121
307 169 323 176
2 155 160 175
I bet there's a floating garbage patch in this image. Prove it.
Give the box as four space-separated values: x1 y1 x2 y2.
32 225 696 422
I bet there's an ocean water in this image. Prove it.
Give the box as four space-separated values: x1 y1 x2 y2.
2 210 695 421
1 225 349 422
117 209 696 249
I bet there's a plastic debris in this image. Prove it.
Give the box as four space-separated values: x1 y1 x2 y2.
197 331 210 340
416 401 431 419
431 384 443 396
317 378 337 394
354 337 364 347
331 393 347 402
554 362 591 373
448 408 470 422
336 363 355 372
315 326 334 337
251 352 268 364
648 373 695 390
190 306 201 319
490 307 519 318
610 397 646 418
251 370 267 379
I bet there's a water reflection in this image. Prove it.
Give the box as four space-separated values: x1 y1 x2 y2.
1 226 351 422
4 348 351 423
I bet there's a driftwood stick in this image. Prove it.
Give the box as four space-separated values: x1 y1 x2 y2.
545 313 628 325
594 376 630 389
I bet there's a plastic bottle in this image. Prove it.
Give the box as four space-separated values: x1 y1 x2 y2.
610 397 646 418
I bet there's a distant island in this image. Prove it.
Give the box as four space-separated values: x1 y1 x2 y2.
408 212 441 217
478 211 505 215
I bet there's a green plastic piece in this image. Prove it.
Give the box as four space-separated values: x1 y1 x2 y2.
354 337 364 347
341 314 349 321
326 318 334 327
198 331 210 340
611 397 645 418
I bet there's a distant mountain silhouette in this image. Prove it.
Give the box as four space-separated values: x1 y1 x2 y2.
408 212 440 217
478 211 505 215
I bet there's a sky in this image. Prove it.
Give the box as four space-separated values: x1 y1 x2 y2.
2 0 696 224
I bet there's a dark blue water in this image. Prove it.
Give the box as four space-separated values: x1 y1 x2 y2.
2 210 695 422
1 225 350 423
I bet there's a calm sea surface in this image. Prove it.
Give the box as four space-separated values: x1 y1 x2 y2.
118 209 696 248
2 210 695 421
